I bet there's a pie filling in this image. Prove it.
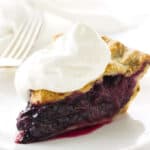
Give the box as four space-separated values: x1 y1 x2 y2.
16 66 143 144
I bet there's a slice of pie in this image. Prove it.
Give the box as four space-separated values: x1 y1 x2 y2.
16 35 150 144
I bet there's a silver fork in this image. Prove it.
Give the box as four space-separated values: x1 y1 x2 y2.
0 14 43 67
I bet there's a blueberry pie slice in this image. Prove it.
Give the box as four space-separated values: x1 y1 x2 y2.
15 24 150 144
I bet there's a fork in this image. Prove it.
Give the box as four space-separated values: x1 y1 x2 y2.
0 14 43 68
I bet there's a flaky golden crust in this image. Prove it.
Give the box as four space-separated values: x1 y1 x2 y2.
102 36 150 76
30 36 150 104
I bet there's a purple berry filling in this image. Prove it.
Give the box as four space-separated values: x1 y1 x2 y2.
16 74 137 144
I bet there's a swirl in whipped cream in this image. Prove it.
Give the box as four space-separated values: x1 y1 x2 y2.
15 23 111 100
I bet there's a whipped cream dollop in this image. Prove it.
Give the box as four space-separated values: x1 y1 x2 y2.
15 23 111 100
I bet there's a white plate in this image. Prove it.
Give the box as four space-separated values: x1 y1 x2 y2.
0 69 150 150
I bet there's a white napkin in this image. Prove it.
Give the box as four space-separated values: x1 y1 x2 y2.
0 0 73 55
0 0 33 53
